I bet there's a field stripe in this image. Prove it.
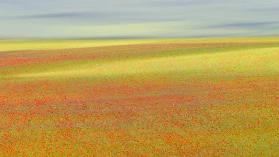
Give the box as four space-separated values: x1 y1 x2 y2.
10 47 279 80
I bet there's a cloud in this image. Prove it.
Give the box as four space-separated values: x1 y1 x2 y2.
145 0 224 7
11 11 184 25
249 7 279 13
207 21 279 29
18 12 102 19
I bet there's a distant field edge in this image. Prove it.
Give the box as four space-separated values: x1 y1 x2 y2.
1 36 279 52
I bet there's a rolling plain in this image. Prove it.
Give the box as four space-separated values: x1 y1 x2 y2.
0 37 279 156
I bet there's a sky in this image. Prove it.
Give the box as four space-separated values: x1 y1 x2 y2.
0 0 279 38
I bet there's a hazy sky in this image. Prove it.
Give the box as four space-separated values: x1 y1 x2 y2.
0 0 279 38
